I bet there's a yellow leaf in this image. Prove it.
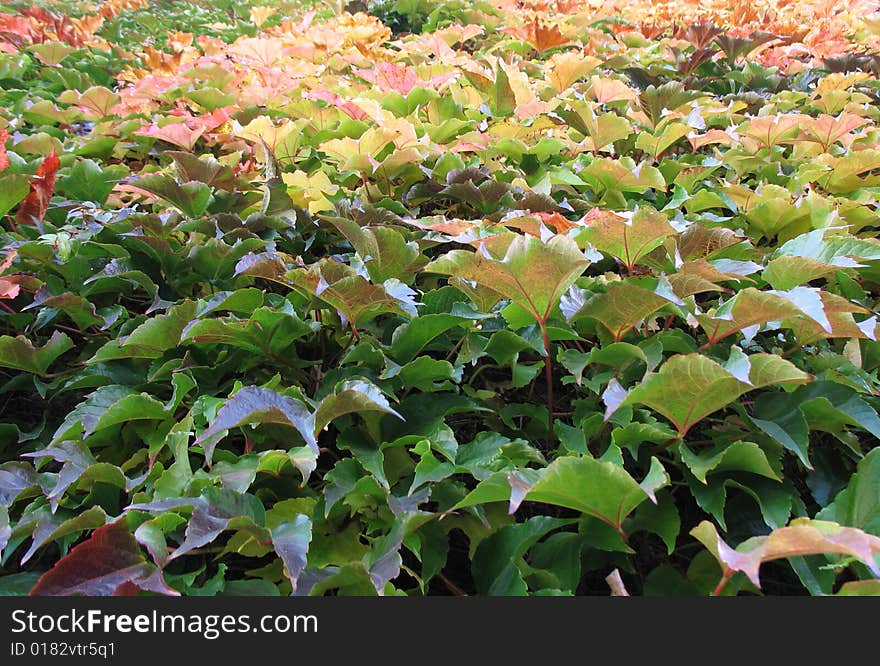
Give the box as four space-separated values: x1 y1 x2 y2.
545 51 601 92
249 6 277 28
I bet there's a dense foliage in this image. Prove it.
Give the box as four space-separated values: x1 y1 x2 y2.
1 0 879 597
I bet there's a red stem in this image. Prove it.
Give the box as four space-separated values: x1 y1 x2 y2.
711 569 733 597
541 322 555 445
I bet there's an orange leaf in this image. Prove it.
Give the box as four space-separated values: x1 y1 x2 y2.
503 18 571 53
536 211 578 233
15 151 60 227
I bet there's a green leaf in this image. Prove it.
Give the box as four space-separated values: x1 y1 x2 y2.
57 158 127 205
90 392 168 434
0 174 30 217
0 332 73 375
635 121 691 159
389 313 471 364
577 160 666 208
818 448 880 536
491 63 516 117
132 174 214 218
626 490 681 554
471 516 573 595
678 440 781 484
287 259 415 327
319 216 426 283
0 572 42 596
568 284 668 340
20 506 108 564
425 234 589 324
23 289 104 330
751 381 880 468
52 385 137 443
575 207 675 270
313 379 403 435
90 301 197 362
181 307 318 356
454 456 666 533
195 386 317 457
624 352 811 436
762 255 840 291
836 581 880 596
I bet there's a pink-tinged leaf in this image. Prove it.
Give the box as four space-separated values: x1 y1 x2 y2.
588 76 639 104
740 113 806 149
136 122 204 151
15 150 60 227
188 107 233 134
0 127 9 172
353 62 454 96
0 249 21 300
692 518 880 590
306 89 369 121
688 128 737 151
0 278 21 299
30 521 175 597
796 113 870 150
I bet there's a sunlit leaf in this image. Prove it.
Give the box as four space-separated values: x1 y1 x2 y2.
625 352 811 436
426 234 590 325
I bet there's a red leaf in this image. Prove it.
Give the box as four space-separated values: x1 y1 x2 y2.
29 520 175 596
15 150 60 227
0 128 9 172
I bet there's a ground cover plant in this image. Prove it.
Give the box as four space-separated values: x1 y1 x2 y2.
0 0 879 597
